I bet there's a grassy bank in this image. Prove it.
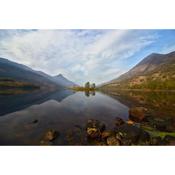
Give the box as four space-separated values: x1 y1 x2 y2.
0 78 39 95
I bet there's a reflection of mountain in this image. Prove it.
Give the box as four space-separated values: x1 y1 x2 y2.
0 89 75 116
104 91 175 118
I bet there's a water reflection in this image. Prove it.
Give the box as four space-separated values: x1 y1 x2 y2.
104 90 175 118
0 89 175 145
84 90 96 97
0 90 128 145
0 89 75 116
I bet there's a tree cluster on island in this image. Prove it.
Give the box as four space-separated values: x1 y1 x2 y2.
84 82 96 89
70 82 96 91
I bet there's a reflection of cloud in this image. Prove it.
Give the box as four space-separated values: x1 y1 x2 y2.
0 29 169 84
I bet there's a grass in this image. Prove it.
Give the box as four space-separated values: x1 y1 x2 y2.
69 86 96 91
0 78 39 95
141 125 175 139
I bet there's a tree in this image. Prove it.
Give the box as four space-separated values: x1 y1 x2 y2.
91 83 96 89
85 82 90 89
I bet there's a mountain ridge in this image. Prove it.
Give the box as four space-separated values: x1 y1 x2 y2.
0 57 77 90
101 51 175 90
53 74 78 87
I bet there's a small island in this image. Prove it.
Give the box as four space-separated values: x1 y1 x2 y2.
70 82 96 91
70 82 96 96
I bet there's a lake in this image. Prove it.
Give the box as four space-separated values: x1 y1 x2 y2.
0 90 175 145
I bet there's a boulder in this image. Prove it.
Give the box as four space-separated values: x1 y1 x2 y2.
115 124 150 145
129 107 148 122
106 136 120 146
86 119 106 139
86 127 101 139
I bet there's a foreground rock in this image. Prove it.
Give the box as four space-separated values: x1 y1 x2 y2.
129 107 148 122
85 118 151 145
106 136 120 145
40 129 59 145
115 124 150 145
86 119 105 139
44 129 58 141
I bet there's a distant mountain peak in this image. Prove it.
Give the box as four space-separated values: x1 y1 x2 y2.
56 74 64 77
53 74 77 87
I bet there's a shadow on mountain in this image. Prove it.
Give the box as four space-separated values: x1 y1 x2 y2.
0 89 75 116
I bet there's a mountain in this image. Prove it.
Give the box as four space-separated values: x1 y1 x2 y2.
53 74 77 87
0 57 63 90
101 51 175 90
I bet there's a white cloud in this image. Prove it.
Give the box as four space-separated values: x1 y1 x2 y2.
0 30 158 85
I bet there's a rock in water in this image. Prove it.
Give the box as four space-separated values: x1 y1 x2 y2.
129 107 148 122
86 119 106 139
127 120 135 125
115 117 125 127
87 127 101 139
32 119 38 124
106 136 120 146
101 131 114 139
115 124 150 145
43 129 58 141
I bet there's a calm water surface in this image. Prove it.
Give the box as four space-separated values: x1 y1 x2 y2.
0 90 175 145
0 90 128 145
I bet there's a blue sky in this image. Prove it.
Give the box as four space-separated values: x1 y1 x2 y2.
0 29 175 85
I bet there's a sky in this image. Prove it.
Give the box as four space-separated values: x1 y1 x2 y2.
0 29 175 85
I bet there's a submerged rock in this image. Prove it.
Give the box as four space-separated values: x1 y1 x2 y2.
32 119 38 124
115 117 125 127
129 107 148 122
43 129 58 141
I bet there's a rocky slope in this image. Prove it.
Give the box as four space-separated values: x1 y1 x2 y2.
101 51 175 90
